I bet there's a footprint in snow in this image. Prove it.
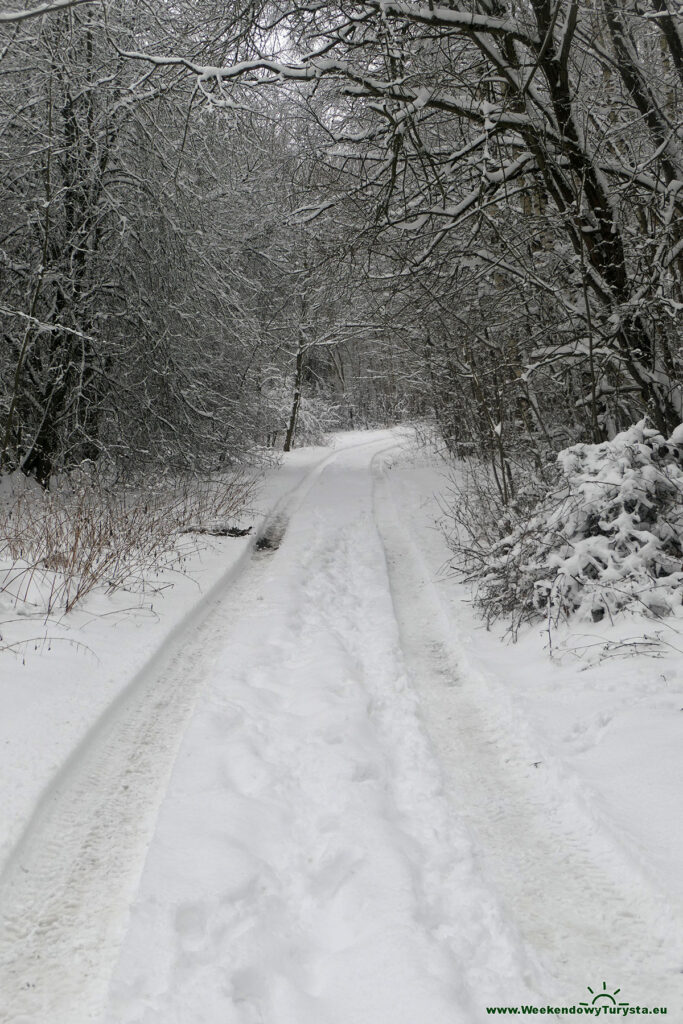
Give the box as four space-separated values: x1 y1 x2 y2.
175 903 208 951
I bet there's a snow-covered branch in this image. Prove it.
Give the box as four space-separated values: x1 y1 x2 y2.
0 0 98 22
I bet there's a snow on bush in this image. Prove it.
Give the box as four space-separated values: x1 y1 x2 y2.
472 421 683 629
258 376 341 448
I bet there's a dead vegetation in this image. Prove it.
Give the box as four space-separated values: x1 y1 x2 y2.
0 471 258 616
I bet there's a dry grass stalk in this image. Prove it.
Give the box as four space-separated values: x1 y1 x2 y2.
0 471 258 616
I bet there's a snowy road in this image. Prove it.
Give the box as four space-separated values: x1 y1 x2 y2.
1 432 682 1023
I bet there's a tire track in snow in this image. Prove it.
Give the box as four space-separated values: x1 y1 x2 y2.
0 437 389 1024
371 452 683 1007
102 437 537 1024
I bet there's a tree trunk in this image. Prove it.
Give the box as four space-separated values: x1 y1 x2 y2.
283 338 305 453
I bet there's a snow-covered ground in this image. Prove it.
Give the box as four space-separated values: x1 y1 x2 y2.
382 447 683 1010
1 430 682 1023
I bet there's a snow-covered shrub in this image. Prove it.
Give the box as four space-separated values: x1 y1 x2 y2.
258 376 341 449
294 390 342 446
466 421 683 632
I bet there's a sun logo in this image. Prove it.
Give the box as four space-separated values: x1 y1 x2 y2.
580 981 629 1009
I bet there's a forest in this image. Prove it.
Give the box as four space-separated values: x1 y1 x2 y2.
2 5 683 1019
0 0 682 627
